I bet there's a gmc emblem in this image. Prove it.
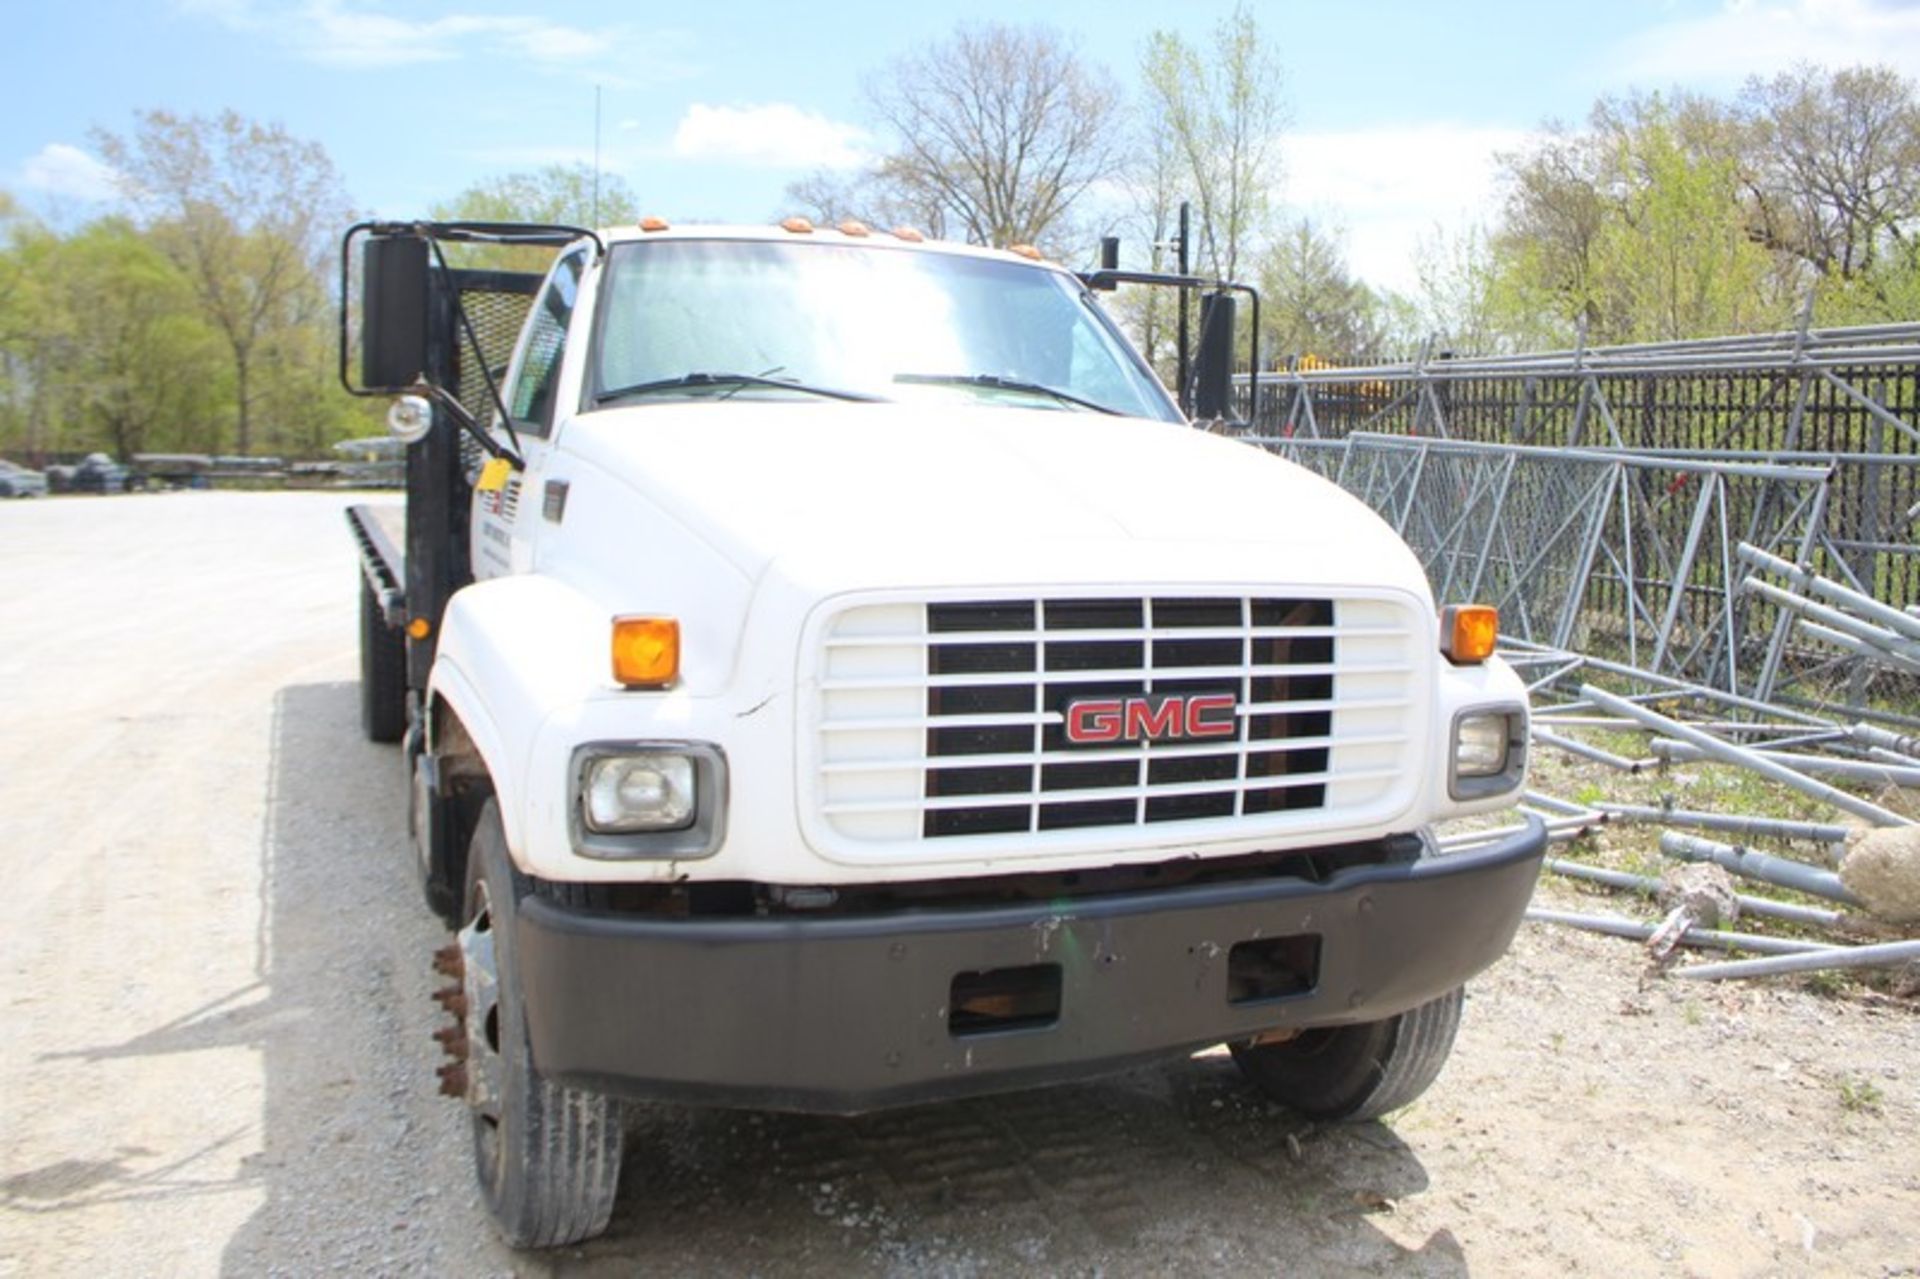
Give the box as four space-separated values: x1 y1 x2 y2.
1063 693 1239 745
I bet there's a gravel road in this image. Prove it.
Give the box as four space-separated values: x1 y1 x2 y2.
2 492 1915 1277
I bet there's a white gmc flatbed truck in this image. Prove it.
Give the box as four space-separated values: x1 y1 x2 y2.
340 218 1544 1248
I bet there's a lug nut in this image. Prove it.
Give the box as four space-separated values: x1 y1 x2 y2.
432 985 468 1018
432 944 464 978
436 1063 468 1097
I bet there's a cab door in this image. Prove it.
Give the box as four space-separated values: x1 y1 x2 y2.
473 247 587 580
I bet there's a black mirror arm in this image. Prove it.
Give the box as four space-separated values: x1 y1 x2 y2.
1077 269 1260 427
414 380 526 472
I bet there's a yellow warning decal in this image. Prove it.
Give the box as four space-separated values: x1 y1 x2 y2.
475 457 512 492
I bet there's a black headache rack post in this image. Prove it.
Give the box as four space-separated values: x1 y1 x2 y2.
337 220 594 702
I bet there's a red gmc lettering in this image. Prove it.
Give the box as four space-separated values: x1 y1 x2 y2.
1125 698 1183 741
1064 693 1239 744
1065 699 1124 743
1185 694 1238 738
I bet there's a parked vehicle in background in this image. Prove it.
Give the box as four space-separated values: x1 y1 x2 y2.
65 453 136 494
0 459 48 498
134 454 214 489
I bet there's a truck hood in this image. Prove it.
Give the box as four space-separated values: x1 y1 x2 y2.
559 402 1428 596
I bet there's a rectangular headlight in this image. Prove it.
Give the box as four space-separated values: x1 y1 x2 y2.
1449 707 1526 800
1455 713 1512 777
583 753 697 832
568 741 727 860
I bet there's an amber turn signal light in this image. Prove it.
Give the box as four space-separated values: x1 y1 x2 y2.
612 617 680 687
1441 604 1498 664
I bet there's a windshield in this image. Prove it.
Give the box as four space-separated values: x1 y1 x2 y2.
588 239 1179 421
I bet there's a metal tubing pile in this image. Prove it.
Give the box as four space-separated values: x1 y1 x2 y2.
1509 648 1919 982
1738 542 1920 680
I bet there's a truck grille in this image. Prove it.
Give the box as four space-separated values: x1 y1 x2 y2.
810 594 1421 851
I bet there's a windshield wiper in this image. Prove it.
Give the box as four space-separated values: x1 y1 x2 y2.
595 372 882 405
893 373 1122 415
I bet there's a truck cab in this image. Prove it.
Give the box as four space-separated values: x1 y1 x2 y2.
343 219 1544 1249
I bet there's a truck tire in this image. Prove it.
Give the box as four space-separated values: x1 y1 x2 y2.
359 578 407 744
1229 986 1465 1121
460 801 624 1248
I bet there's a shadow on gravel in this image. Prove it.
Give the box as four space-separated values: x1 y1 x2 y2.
217 682 1462 1276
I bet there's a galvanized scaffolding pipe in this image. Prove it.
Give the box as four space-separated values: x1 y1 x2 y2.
1534 715 1833 740
1341 432 1834 483
1659 832 1864 906
1579 684 1913 828
1593 803 1851 845
1796 621 1920 676
1647 738 1920 787
1672 939 1920 981
1520 647 1834 727
1438 814 1599 851
1851 723 1920 762
1533 729 1651 772
1744 578 1920 667
1738 542 1920 642
1523 790 1599 816
1524 907 1833 955
1543 857 1845 928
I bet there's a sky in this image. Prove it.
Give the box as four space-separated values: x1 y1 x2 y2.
7 0 1920 295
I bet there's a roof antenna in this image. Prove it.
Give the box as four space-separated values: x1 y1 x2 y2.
591 84 602 228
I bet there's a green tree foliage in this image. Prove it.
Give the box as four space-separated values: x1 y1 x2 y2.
1464 66 1920 348
0 211 230 459
1257 219 1397 363
1585 96 1783 341
429 163 641 272
94 109 356 455
1140 5 1285 283
432 163 640 229
58 219 230 459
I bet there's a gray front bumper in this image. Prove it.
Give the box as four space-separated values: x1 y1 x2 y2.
515 818 1547 1114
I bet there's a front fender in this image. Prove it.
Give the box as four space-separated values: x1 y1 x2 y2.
429 575 620 866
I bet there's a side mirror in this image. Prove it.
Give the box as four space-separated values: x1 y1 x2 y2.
1191 292 1236 421
361 234 430 391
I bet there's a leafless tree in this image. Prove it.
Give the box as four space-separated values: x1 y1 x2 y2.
1740 64 1920 279
792 24 1120 253
1139 6 1286 283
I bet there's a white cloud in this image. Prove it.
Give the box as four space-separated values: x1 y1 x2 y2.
1284 125 1533 295
670 104 871 171
178 0 677 79
20 144 121 202
1617 0 1920 84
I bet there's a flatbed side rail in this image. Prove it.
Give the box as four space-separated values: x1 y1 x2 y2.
347 503 407 627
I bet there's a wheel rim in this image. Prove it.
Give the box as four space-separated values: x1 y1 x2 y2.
458 879 506 1175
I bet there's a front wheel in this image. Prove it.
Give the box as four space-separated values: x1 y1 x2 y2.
457 801 625 1247
1229 986 1465 1121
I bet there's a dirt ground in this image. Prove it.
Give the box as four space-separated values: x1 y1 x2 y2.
1 492 1915 1278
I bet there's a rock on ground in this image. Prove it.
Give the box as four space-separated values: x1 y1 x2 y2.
1842 826 1920 924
